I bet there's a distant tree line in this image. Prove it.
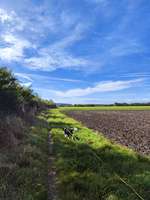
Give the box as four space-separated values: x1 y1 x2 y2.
72 102 150 107
0 67 56 116
114 102 150 106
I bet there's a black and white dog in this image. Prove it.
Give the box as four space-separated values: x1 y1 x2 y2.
64 127 78 138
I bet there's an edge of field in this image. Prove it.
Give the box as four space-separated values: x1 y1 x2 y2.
47 108 150 200
60 105 150 111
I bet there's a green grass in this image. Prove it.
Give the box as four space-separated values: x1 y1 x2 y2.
2 108 149 199
47 109 150 200
60 105 150 111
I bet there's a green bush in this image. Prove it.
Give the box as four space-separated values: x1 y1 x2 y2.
0 67 55 115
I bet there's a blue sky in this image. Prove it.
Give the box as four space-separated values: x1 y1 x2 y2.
0 0 150 104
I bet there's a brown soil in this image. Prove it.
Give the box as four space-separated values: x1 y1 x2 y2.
66 111 150 155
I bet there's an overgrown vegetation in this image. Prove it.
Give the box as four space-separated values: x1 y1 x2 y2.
0 116 49 199
48 109 150 200
0 67 55 199
0 67 55 115
0 67 55 150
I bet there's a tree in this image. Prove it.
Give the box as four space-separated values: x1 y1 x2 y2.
0 67 20 112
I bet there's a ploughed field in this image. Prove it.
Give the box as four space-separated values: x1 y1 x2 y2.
66 110 150 155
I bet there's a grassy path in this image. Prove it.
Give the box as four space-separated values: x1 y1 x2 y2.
46 109 150 200
48 133 57 200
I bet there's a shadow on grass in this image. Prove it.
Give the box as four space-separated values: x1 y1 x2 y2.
48 120 80 131
52 129 150 200
0 113 49 200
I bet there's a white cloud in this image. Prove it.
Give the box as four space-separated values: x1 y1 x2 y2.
0 8 14 23
21 82 32 87
14 72 33 82
25 50 89 71
55 79 143 97
24 23 91 70
0 8 25 32
0 17 90 71
0 6 92 71
14 72 33 87
0 33 31 61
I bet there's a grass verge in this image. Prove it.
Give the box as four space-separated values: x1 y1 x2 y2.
0 112 49 200
48 109 150 200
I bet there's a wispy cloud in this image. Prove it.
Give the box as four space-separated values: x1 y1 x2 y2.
14 72 85 83
24 23 91 71
0 3 143 73
25 49 89 71
120 72 150 78
14 72 32 87
109 39 143 57
54 78 143 97
51 23 85 49
90 1 146 69
15 72 33 82
0 6 92 71
35 86 150 104
85 0 109 6
0 8 25 32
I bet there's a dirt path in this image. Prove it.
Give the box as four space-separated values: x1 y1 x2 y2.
66 110 150 155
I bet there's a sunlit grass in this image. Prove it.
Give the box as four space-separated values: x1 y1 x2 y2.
48 109 150 200
60 105 150 111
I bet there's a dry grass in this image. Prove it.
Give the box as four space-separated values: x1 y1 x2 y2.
0 114 25 149
0 112 49 200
